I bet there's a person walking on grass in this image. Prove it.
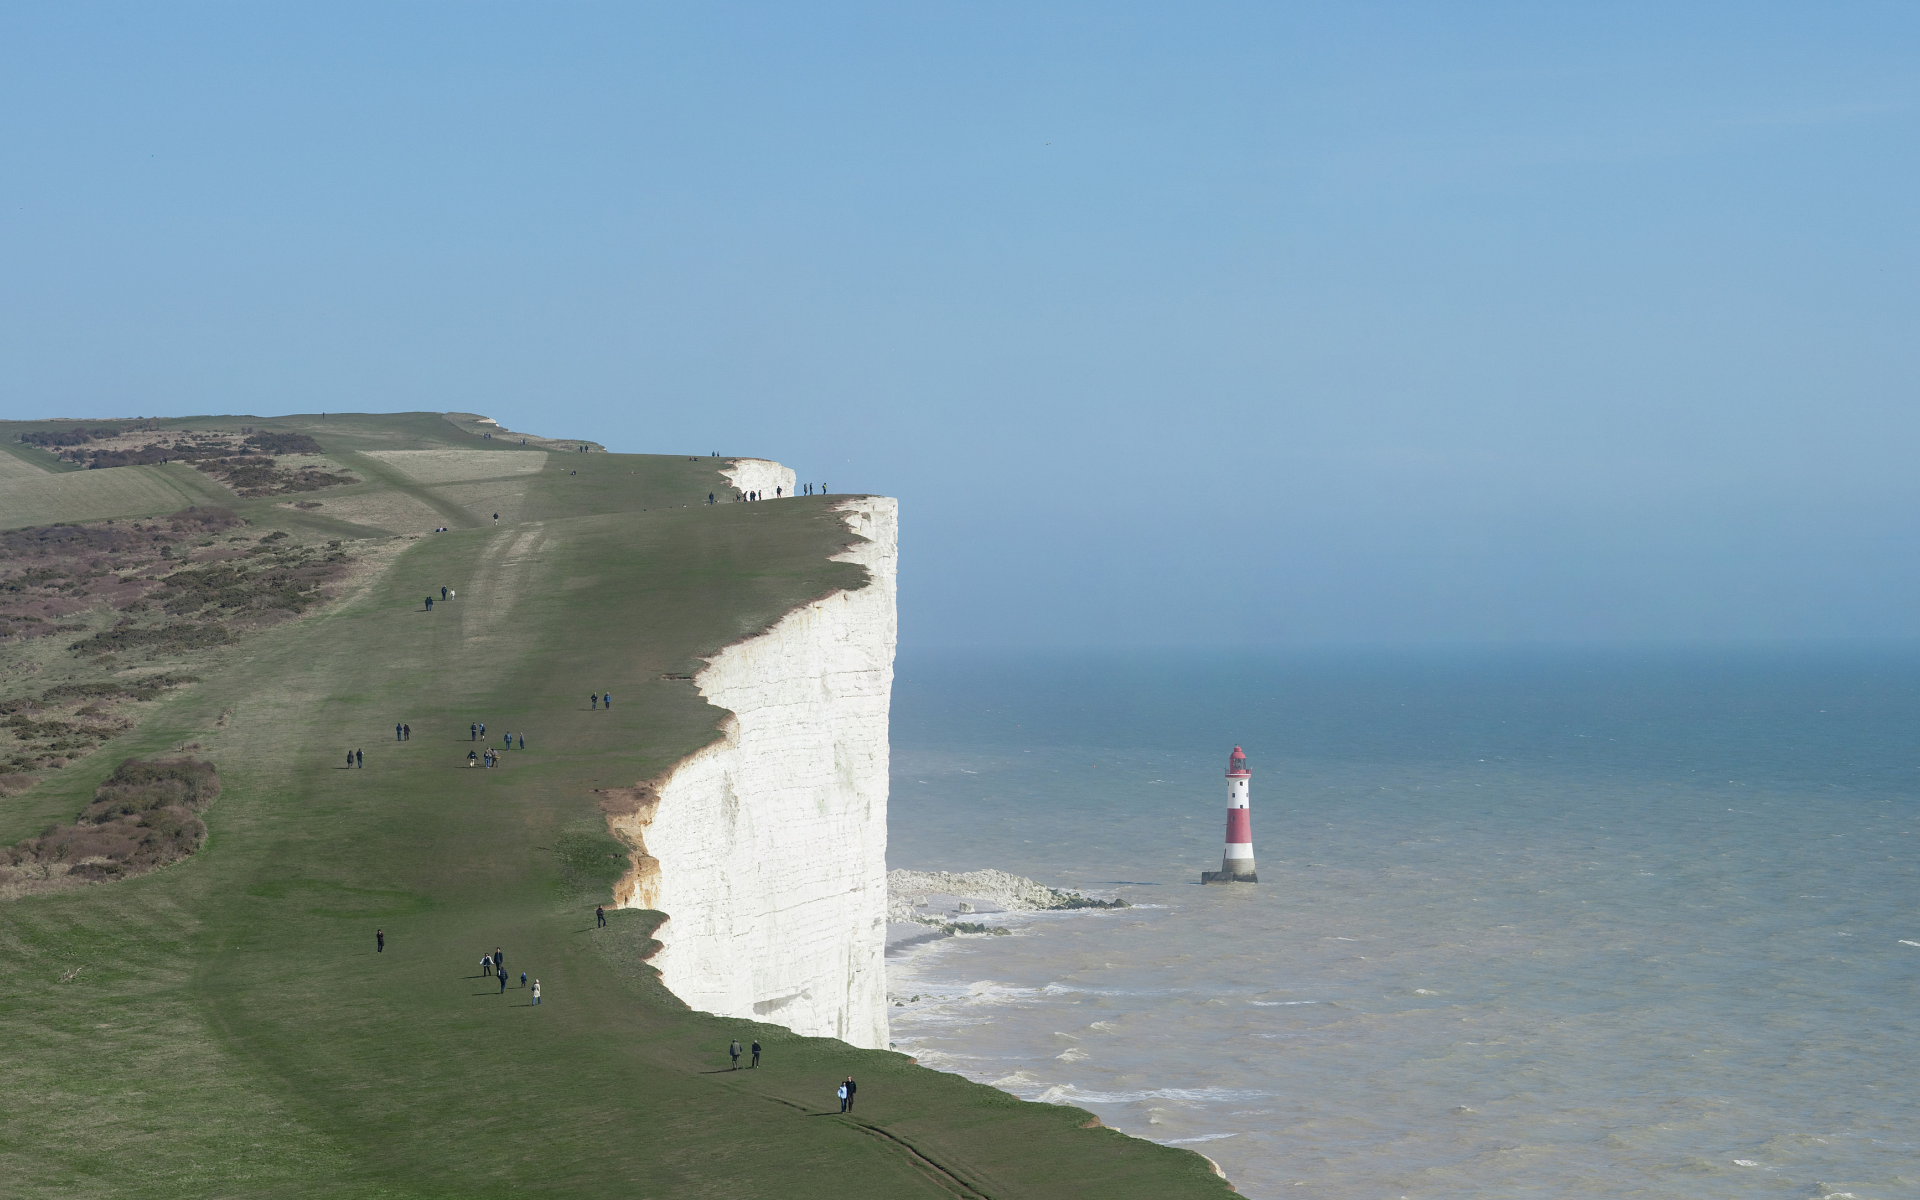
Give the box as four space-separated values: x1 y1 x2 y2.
404 724 410 740
604 692 611 709
591 693 597 710
517 733 524 749
395 723 402 742
837 1081 848 1112
843 1076 857 1112
498 966 508 994
471 722 477 742
467 750 477 766
596 905 606 928
347 750 353 769
531 979 540 1006
730 1040 742 1070
520 971 527 989
376 928 384 953
751 1039 760 1068
425 596 433 610
356 749 363 768
482 953 492 976
441 586 447 600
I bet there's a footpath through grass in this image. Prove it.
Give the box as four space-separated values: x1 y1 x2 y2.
0 424 1233 1198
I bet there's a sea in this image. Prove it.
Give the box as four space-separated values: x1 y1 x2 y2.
884 646 1920 1200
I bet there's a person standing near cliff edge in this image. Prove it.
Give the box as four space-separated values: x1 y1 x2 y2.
729 1040 742 1070
751 1039 760 1068
596 906 606 928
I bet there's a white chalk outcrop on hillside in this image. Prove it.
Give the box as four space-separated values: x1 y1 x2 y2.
721 458 797 499
607 494 896 1049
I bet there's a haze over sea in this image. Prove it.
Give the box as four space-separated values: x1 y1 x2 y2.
886 646 1920 1199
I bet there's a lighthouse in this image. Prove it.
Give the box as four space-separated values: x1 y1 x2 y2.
1201 746 1257 884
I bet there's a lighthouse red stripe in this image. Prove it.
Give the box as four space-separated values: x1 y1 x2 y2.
1225 808 1252 843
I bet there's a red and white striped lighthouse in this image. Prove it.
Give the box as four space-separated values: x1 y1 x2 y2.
1202 746 1257 884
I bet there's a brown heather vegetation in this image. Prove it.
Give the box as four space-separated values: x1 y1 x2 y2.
1 508 356 779
0 675 198 775
17 425 353 494
196 454 355 496
0 756 219 897
1 508 354 663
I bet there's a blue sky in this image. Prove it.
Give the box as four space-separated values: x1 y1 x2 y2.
4 3 1917 647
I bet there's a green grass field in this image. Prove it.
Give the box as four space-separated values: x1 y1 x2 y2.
0 414 1232 1198
0 461 227 528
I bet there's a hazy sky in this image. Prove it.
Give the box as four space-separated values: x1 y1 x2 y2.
4 4 1916 648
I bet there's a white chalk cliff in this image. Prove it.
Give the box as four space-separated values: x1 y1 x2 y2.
721 458 798 500
607 493 896 1049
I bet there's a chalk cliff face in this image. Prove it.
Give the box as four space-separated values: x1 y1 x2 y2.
607 494 896 1049
721 458 798 499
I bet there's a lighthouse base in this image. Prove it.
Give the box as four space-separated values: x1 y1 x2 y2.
1201 870 1258 884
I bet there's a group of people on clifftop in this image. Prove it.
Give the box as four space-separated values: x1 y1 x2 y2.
478 948 539 1004
717 483 825 504
462 721 524 767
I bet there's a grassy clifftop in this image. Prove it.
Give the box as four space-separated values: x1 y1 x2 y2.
0 413 1233 1199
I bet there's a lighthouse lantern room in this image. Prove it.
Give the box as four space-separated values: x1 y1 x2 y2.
1202 745 1258 884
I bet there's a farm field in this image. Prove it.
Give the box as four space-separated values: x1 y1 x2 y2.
0 461 227 528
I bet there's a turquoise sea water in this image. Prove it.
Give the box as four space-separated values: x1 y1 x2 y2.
885 647 1920 1199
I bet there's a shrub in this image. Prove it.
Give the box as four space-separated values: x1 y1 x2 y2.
20 427 119 448
244 432 324 455
0 757 220 893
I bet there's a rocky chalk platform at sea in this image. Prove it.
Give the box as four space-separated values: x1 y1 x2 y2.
886 868 1128 955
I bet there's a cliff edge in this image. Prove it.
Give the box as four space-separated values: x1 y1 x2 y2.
608 493 897 1048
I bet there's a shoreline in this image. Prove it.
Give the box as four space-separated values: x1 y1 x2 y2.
884 866 1129 958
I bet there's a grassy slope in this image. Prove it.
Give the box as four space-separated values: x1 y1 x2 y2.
0 414 1232 1199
